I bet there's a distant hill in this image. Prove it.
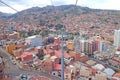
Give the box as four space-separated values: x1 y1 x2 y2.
0 12 12 18
0 12 12 22
1 5 120 33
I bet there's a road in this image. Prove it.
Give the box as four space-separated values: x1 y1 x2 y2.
0 48 61 80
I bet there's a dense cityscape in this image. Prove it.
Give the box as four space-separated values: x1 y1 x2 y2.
0 1 120 80
0 18 120 80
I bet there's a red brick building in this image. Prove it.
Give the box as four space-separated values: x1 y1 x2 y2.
41 58 54 73
21 52 33 62
69 51 80 61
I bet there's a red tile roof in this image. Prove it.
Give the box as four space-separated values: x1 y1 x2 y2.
54 64 62 70
113 73 120 78
21 52 32 58
69 51 77 57
54 50 70 58
21 52 33 62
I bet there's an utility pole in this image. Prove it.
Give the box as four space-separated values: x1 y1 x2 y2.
61 28 65 80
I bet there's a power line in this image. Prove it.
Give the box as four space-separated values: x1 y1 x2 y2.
75 0 78 6
0 0 18 12
50 0 54 6
50 0 57 14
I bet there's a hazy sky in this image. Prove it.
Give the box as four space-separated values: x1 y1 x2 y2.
0 0 120 13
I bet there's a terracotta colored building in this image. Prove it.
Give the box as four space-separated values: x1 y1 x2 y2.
21 52 33 62
112 72 120 80
69 51 80 61
79 54 88 62
41 58 54 73
16 42 25 50
12 48 23 57
67 41 74 50
5 43 16 54
54 50 70 59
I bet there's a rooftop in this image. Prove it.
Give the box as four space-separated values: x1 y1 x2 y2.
26 35 41 39
54 50 70 59
29 75 51 80
54 64 62 70
113 72 120 78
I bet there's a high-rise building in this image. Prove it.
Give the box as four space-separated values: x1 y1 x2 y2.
92 40 100 52
74 35 80 53
80 40 85 53
83 40 94 55
100 41 109 53
114 30 120 48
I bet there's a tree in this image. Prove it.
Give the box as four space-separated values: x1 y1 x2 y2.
36 53 44 60
19 30 27 38
41 30 49 37
55 24 65 30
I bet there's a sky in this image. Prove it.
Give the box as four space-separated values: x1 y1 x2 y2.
0 0 120 13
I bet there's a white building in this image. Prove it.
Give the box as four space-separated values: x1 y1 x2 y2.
114 30 120 48
100 41 109 53
103 68 115 79
0 40 6 46
80 40 85 53
25 35 42 47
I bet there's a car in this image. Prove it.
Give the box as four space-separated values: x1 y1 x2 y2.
20 74 28 80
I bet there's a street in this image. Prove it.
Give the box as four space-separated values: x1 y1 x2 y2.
0 48 61 80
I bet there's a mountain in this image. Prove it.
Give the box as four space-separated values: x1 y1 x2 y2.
0 12 12 18
1 5 120 34
0 12 12 22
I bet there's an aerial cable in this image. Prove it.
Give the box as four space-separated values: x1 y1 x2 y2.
50 0 54 7
0 0 18 12
75 0 78 6
50 0 56 14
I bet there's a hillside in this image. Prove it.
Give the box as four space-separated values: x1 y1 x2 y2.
0 5 120 34
0 12 12 22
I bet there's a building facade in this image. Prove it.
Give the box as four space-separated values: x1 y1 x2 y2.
25 35 42 47
114 30 120 48
74 35 80 53
100 41 109 53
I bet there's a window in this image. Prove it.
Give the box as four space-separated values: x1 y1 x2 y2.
66 75 68 78
53 73 56 75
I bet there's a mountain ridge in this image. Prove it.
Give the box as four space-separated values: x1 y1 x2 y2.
0 5 120 33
